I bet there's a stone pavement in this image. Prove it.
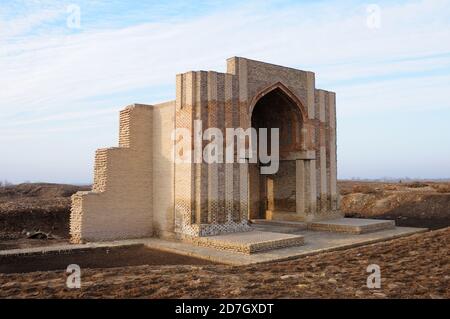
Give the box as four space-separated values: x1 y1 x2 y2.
189 230 304 254
0 224 427 266
143 225 426 265
308 217 396 234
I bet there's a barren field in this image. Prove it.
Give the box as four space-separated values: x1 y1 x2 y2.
0 227 448 298
1 181 449 248
340 180 450 230
0 181 449 298
0 183 88 249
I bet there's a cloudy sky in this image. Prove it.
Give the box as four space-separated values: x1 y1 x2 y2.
1 0 450 184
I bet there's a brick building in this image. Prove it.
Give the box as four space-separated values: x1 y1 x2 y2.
70 57 341 243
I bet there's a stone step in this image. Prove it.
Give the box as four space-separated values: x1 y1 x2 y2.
252 224 305 234
308 218 395 234
250 219 308 230
190 230 304 254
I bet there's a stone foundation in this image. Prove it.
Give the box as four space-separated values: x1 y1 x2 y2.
188 231 305 254
308 218 396 234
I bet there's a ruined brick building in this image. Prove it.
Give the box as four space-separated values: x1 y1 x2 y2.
70 57 341 243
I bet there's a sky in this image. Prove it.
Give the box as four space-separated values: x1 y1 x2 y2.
1 0 450 184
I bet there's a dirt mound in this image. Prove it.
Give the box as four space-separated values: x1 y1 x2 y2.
0 183 90 240
0 183 88 199
339 181 450 229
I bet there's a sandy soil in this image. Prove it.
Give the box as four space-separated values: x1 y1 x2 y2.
0 227 448 299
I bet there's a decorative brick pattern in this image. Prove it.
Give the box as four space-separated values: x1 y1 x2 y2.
187 230 304 254
71 57 340 243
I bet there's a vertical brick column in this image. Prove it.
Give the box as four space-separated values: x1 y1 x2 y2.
296 159 306 215
306 160 317 215
207 71 219 224
238 58 249 223
224 74 235 223
216 73 227 224
174 72 196 235
328 92 338 210
305 72 318 216
196 71 209 223
318 90 329 211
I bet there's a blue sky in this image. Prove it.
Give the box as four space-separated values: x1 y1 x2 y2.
1 0 450 183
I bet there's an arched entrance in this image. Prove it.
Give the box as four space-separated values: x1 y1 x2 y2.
248 84 306 220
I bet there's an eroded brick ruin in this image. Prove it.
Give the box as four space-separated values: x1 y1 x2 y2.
70 57 340 243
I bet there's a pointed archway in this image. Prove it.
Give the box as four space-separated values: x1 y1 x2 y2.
248 83 306 219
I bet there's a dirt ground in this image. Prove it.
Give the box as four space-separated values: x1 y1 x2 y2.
0 182 448 298
1 181 449 250
0 227 448 298
0 183 88 248
0 246 214 274
340 180 450 230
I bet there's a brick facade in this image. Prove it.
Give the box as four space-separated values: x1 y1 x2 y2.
70 57 340 243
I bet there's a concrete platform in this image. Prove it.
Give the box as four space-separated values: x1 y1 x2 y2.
308 218 396 234
0 239 143 257
188 230 304 254
145 226 426 265
0 226 427 266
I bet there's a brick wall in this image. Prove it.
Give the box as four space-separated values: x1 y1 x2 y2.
70 57 341 243
174 71 251 237
70 104 153 243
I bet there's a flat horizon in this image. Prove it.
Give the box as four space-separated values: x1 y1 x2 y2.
1 0 449 183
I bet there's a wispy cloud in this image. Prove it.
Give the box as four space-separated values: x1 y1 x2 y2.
1 0 450 182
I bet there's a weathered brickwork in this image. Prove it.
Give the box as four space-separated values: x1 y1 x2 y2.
188 231 305 254
70 57 340 243
174 70 251 238
71 104 153 243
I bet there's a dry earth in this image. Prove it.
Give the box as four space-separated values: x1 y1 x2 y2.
1 181 449 248
0 183 88 249
0 182 449 298
340 180 450 230
0 227 448 298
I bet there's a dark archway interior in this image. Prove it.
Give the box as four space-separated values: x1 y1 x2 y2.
251 87 303 156
249 87 304 219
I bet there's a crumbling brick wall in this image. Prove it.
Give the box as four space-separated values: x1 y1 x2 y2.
70 104 153 243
